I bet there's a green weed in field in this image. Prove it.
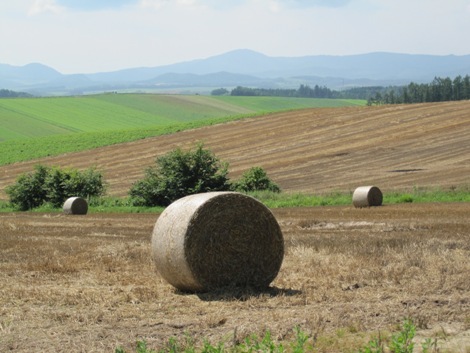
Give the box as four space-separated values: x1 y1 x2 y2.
115 321 440 353
356 319 443 353
115 326 309 353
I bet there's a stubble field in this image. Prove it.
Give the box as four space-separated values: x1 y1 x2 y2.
1 204 469 352
1 101 469 352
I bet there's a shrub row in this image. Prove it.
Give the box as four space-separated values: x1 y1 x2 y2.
6 144 280 210
6 165 106 211
129 144 280 207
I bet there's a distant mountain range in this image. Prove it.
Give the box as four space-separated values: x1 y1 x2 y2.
1 49 470 96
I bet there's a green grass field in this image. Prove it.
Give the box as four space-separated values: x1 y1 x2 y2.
0 94 365 165
0 94 364 142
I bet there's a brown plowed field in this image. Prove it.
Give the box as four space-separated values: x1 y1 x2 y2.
1 100 469 199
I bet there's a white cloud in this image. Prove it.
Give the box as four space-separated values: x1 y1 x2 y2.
139 0 200 10
268 1 281 12
28 0 63 15
139 0 167 10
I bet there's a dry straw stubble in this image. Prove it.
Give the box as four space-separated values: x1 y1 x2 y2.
151 192 284 292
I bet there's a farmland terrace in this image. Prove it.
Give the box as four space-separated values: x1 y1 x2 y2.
0 100 469 200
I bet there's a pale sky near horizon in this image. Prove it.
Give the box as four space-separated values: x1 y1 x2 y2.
1 0 469 74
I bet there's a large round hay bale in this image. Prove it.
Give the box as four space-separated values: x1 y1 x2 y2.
352 186 383 208
63 197 88 215
151 192 284 292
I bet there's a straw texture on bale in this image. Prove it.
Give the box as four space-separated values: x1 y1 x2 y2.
63 197 88 215
152 192 284 292
352 186 383 208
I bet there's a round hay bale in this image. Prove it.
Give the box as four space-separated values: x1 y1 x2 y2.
63 197 88 215
352 186 383 208
151 191 284 292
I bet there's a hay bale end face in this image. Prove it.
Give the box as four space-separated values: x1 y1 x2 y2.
352 186 383 208
63 197 88 215
151 192 284 292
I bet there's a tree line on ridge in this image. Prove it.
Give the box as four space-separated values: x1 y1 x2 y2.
213 74 470 105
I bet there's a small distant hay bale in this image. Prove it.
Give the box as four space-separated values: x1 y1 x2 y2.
63 197 88 215
151 192 284 292
352 186 383 208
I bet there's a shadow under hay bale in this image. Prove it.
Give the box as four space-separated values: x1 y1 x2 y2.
63 197 88 215
352 186 383 208
194 286 302 302
152 192 284 293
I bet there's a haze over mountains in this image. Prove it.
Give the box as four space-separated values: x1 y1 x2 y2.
1 49 470 96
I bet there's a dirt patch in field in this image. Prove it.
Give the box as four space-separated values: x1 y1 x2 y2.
1 101 469 200
1 203 469 352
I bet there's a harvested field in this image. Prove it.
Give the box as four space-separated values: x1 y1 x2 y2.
1 101 469 351
1 101 469 199
1 203 469 352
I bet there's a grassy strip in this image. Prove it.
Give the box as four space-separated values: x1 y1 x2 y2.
1 187 468 213
249 186 470 208
213 96 366 110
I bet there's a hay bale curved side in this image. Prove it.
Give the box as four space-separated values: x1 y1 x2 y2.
152 192 284 292
63 197 88 215
352 186 383 208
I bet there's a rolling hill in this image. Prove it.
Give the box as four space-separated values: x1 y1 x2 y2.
0 100 468 200
0 94 361 143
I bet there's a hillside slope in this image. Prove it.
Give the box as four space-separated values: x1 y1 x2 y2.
0 101 469 200
0 95 359 142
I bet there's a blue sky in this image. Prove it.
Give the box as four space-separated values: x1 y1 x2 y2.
1 0 469 73
55 0 134 11
51 0 352 11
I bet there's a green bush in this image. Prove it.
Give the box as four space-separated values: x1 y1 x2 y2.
129 144 231 207
6 165 106 210
5 165 49 211
44 166 106 208
232 166 281 193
